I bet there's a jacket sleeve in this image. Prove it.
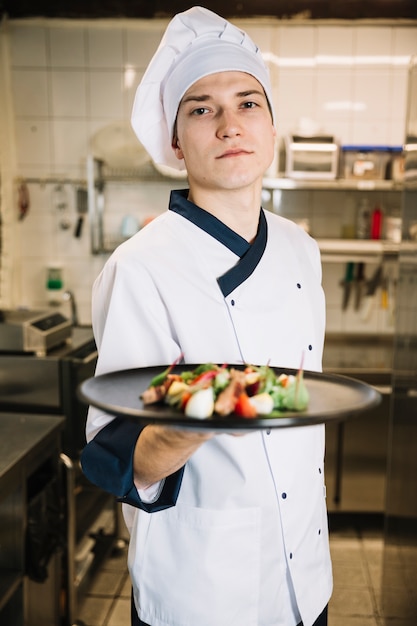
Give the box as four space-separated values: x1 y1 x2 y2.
80 417 185 513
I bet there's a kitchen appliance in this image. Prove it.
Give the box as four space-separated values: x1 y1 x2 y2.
0 308 72 356
284 134 339 180
341 145 396 180
0 326 118 625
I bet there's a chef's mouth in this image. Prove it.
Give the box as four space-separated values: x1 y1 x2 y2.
217 149 252 159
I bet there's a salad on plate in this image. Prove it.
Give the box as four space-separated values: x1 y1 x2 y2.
140 362 309 420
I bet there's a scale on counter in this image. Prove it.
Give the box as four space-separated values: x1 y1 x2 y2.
0 309 72 356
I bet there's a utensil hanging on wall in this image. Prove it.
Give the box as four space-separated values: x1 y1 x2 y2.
52 184 71 230
17 180 30 220
75 188 88 238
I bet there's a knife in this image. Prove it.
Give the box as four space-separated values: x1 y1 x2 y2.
341 262 355 310
361 264 383 320
354 262 366 311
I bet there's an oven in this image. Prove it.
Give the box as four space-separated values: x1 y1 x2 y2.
0 322 118 625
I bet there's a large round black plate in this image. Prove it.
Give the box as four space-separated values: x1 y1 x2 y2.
78 365 381 430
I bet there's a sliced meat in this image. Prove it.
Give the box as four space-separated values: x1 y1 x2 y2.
214 368 246 416
140 375 178 405
141 384 167 405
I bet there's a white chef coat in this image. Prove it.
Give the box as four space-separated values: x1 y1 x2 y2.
85 190 333 626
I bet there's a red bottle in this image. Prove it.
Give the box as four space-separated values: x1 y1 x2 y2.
371 206 383 240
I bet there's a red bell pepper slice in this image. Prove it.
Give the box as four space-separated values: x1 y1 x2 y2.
234 392 257 418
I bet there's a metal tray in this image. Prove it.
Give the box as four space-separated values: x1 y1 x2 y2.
78 365 381 431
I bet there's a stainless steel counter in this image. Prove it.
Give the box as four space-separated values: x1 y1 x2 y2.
0 328 117 624
0 413 65 481
322 334 393 514
0 326 95 411
323 334 394 386
0 413 65 626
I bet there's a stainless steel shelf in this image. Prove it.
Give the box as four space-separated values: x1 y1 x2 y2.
262 177 403 191
317 238 399 262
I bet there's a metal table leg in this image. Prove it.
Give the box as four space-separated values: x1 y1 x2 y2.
60 453 87 626
334 422 345 505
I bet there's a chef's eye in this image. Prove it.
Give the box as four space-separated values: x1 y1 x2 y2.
191 107 209 116
242 101 258 109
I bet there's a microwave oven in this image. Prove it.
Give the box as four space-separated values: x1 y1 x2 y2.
285 135 339 180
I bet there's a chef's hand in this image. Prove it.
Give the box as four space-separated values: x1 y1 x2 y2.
133 424 214 490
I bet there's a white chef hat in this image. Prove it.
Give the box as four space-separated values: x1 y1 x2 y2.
131 6 274 171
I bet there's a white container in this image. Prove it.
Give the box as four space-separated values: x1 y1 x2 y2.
385 216 402 243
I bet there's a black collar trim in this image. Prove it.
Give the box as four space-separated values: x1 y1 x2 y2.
169 189 268 297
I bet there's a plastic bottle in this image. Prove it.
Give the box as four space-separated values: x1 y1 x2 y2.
46 265 64 305
341 197 356 239
356 198 370 239
370 205 383 240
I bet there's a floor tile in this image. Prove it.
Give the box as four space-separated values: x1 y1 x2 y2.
329 586 375 617
77 595 114 626
330 618 379 626
87 569 126 596
102 541 129 573
332 560 369 588
107 597 131 626
120 574 132 598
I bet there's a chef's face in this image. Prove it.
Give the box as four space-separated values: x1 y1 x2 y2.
172 71 276 193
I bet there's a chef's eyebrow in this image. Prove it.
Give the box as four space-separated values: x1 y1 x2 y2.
180 89 266 105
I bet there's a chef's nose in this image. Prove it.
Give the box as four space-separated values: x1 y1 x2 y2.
216 109 242 138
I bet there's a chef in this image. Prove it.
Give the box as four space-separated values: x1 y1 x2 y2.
81 7 333 626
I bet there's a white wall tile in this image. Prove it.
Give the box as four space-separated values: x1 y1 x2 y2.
51 70 87 117
275 69 316 135
316 25 354 60
315 68 354 138
392 26 417 57
18 257 55 308
10 24 47 67
327 119 353 146
351 118 390 145
354 26 393 66
125 24 166 69
19 212 56 257
49 27 86 67
353 69 392 120
312 190 349 238
87 27 123 68
272 189 309 216
277 25 316 61
12 69 49 117
389 68 409 144
123 69 144 118
89 70 124 118
322 264 343 306
349 68 393 144
15 120 52 166
52 119 89 168
325 306 344 333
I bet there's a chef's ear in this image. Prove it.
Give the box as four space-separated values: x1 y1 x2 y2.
172 134 184 160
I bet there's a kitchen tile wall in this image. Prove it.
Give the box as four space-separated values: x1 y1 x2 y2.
0 16 416 328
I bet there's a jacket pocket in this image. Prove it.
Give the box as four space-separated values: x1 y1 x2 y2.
130 504 261 626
